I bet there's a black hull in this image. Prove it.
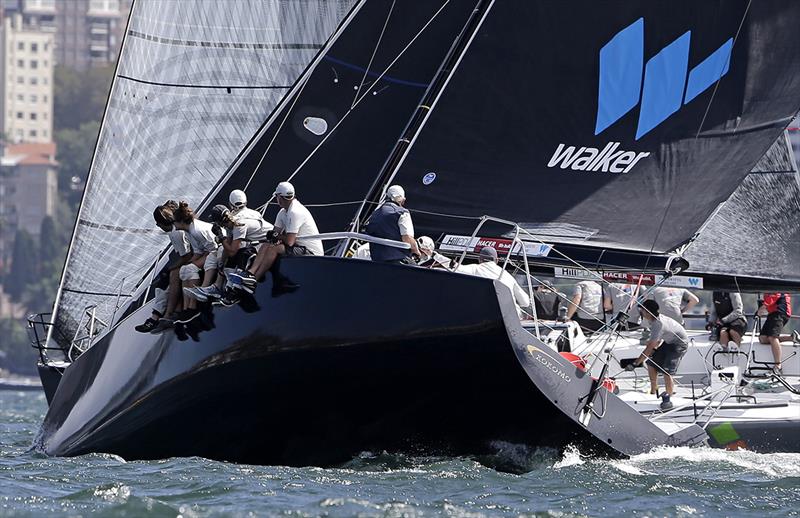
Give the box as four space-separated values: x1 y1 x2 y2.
37 257 699 465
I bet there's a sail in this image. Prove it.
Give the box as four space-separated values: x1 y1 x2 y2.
50 0 356 348
684 132 800 287
203 0 479 240
383 1 800 255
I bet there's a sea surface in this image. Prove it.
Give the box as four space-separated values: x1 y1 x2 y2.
1 391 799 517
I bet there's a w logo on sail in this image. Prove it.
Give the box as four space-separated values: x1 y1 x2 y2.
594 18 733 140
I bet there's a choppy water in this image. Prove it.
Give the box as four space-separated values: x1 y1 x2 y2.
1 391 799 517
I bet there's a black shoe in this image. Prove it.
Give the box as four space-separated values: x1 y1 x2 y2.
135 318 158 333
659 393 674 411
174 322 189 341
150 318 174 333
174 308 200 324
271 280 299 297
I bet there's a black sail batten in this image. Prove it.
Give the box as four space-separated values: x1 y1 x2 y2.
203 0 480 239
383 1 800 254
683 131 800 290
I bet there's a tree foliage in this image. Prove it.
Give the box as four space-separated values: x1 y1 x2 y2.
7 230 37 300
54 65 114 132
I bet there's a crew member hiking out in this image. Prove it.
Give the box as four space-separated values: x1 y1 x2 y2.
456 246 531 317
365 184 420 264
230 181 322 293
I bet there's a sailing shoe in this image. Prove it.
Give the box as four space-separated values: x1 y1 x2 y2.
174 322 189 341
150 318 175 333
135 318 158 333
659 393 674 411
200 284 224 301
792 330 800 345
173 308 201 324
182 286 207 302
227 271 256 294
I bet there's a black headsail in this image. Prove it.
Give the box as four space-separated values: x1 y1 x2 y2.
380 1 800 258
683 131 800 291
203 0 480 239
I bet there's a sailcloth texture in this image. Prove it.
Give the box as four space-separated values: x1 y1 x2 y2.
51 0 354 347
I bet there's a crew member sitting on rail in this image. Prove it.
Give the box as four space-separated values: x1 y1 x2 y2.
647 286 699 325
231 181 322 293
365 185 420 264
135 200 193 332
416 236 451 268
758 293 799 375
710 291 747 350
566 280 610 335
631 299 689 407
456 246 530 316
172 201 220 318
185 203 272 302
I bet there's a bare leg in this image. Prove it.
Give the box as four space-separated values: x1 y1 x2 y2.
728 329 742 347
664 373 675 395
769 337 782 370
201 268 217 288
247 246 270 275
252 244 285 279
183 279 199 310
646 364 659 394
166 268 182 317
719 329 730 348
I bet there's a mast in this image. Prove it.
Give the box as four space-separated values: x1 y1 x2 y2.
350 0 494 237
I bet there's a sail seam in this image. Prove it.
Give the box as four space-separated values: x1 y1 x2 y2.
117 74 292 90
127 29 323 50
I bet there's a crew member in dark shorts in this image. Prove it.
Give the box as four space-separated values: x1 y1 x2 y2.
630 299 689 406
710 291 747 350
758 293 798 374
230 181 322 293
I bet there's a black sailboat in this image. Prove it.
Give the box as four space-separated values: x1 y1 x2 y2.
31 0 800 464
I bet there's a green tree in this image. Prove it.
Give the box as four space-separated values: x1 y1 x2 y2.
7 230 37 301
54 65 114 131
0 317 37 375
54 120 100 206
39 216 60 268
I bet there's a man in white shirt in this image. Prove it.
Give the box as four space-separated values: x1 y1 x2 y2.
231 181 322 293
456 247 530 315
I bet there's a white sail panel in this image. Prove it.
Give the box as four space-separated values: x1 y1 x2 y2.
52 0 355 348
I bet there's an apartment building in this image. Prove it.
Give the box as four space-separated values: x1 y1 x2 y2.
7 0 130 70
0 12 54 143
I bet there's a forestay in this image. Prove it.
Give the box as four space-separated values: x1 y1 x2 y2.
385 1 800 254
50 0 355 348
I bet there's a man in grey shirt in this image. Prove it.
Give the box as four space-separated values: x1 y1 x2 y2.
630 299 689 405
648 287 699 325
567 280 610 334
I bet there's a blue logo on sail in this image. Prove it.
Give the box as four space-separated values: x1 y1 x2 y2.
594 18 733 140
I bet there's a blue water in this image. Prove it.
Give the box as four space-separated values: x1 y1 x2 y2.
1 391 799 517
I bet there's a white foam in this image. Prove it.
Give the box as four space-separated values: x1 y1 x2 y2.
552 445 584 469
627 446 800 478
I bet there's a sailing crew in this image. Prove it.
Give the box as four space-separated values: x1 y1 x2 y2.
185 203 273 302
457 246 530 315
630 299 689 407
604 282 641 330
417 236 451 268
647 287 699 325
532 280 563 320
566 280 610 335
710 291 747 350
135 200 193 332
231 181 323 292
172 201 220 317
758 293 799 374
365 184 420 264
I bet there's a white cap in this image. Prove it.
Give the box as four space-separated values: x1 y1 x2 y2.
417 236 435 252
229 189 247 209
274 181 295 199
385 184 405 202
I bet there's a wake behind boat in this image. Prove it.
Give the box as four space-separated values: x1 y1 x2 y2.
28 0 800 465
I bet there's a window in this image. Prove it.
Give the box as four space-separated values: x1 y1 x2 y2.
30 113 37 120
30 94 38 102
16 76 24 84
17 42 24 51
42 77 48 85
16 60 24 68
30 77 38 85
30 60 38 69
43 95 48 102
31 43 38 52
15 129 23 139
16 112 23 119
29 130 37 138
17 94 24 102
